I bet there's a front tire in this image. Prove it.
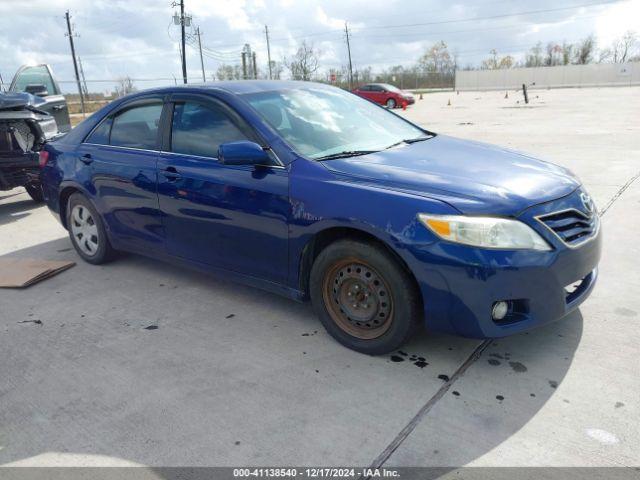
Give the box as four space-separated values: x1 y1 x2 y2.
67 192 115 264
386 98 396 109
310 239 421 355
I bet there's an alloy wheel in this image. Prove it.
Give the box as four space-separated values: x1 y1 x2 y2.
70 205 99 256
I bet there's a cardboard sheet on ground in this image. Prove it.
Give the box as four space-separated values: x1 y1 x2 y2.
0 258 75 288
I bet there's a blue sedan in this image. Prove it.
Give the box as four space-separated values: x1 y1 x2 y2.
39 81 601 354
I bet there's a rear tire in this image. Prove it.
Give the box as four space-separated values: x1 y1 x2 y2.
67 192 116 265
25 183 43 203
386 98 396 109
310 239 421 355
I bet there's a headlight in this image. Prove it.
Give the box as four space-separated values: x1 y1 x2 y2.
38 116 59 139
418 214 551 251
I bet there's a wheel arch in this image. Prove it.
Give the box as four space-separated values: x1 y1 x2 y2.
58 183 91 230
298 226 423 309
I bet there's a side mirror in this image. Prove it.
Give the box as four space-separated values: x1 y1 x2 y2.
24 84 49 97
218 141 270 166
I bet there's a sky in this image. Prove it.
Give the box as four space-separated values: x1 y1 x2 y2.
0 0 638 93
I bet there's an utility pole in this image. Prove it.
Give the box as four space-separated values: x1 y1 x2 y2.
172 1 190 83
65 10 85 116
241 51 247 80
252 52 258 79
196 26 205 82
180 0 187 84
78 57 88 97
344 22 353 90
265 25 272 79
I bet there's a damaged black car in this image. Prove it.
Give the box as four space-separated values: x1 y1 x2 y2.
1 64 70 202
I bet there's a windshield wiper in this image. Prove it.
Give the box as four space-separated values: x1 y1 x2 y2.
315 150 379 161
385 135 433 150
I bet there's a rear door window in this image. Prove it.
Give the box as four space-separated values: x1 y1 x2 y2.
110 103 163 150
170 101 248 158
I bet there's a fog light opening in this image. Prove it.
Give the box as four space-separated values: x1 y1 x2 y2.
492 301 510 321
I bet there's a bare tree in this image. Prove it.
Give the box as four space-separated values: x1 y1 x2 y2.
358 66 373 83
561 41 573 65
573 35 596 64
216 64 242 80
268 60 284 80
285 41 319 81
114 77 136 97
417 41 455 75
481 49 514 69
545 42 563 66
525 42 544 67
606 31 638 63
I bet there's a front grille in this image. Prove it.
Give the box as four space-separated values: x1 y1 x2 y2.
537 209 598 246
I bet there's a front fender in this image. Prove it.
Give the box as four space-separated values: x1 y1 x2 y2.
288 158 459 289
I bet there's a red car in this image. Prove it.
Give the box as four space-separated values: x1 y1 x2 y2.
352 83 415 108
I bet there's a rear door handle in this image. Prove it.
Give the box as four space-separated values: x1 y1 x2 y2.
80 153 93 165
162 166 181 181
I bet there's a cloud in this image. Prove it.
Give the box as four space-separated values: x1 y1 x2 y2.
0 0 632 93
316 6 345 30
595 0 640 46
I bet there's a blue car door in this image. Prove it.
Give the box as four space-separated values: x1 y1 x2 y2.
78 97 164 254
156 93 289 284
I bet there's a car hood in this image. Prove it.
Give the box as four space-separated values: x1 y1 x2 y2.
0 92 47 111
320 134 580 215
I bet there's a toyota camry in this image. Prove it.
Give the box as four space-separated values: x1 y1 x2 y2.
40 81 601 354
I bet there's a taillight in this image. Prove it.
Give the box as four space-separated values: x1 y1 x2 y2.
38 150 50 168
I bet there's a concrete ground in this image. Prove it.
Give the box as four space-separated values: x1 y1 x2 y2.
0 87 638 472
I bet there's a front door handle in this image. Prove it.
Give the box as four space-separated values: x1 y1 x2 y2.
162 166 181 181
80 153 93 165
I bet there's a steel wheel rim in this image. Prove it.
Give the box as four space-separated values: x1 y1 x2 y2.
386 99 395 108
70 205 99 256
322 258 394 340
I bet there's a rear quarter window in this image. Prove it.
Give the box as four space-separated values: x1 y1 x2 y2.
85 117 113 145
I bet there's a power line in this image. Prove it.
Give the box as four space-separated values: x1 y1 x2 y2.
355 0 621 31
349 12 603 41
267 0 620 41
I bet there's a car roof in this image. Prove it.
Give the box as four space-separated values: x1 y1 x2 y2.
124 80 333 98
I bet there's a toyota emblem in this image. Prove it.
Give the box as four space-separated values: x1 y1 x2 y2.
580 192 594 215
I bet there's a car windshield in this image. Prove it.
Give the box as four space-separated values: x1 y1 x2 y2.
243 86 429 160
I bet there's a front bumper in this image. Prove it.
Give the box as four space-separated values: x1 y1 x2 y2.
408 193 602 338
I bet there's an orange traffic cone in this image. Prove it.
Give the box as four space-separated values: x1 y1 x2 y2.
402 100 407 110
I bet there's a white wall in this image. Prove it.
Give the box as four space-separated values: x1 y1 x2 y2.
455 63 640 91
